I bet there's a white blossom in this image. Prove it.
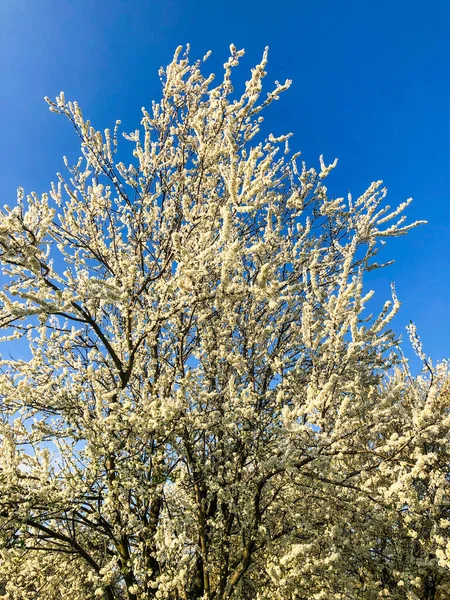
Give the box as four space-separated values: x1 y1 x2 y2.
0 44 446 600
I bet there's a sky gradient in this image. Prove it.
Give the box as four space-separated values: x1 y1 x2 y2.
1 0 449 367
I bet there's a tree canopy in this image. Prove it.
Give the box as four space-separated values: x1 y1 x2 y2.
0 45 449 600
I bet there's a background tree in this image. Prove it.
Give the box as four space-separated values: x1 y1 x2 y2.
0 45 446 600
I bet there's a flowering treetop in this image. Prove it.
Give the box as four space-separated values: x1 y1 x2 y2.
0 45 447 600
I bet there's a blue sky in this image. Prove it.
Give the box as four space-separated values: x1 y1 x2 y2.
1 0 449 366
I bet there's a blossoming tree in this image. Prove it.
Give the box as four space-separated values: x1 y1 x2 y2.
0 45 447 599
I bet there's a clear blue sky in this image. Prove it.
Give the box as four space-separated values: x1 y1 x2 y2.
1 0 449 366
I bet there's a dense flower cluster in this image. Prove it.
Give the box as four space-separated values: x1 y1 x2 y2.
0 45 448 599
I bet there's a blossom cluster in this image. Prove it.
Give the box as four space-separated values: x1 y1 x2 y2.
0 45 446 600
